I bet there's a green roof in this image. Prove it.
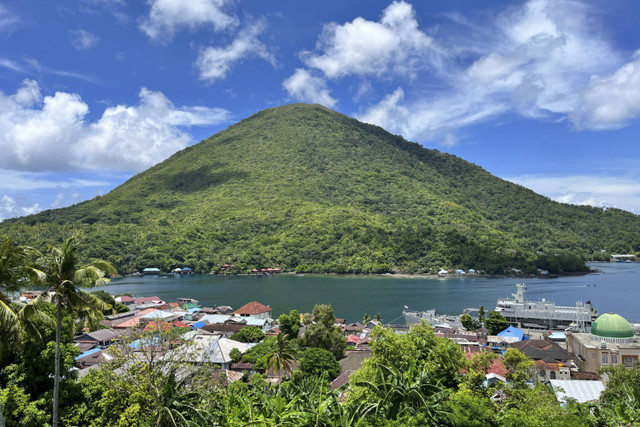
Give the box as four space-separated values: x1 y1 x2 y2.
591 313 634 339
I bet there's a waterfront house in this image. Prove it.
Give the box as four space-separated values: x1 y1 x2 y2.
142 267 161 275
177 298 200 310
115 295 135 306
233 301 272 320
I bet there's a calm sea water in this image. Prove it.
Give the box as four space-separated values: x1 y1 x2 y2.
102 263 639 323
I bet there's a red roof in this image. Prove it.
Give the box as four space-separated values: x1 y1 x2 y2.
173 321 189 328
119 296 135 302
347 334 360 344
144 321 171 332
233 301 272 315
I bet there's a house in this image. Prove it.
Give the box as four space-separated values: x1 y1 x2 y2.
114 295 135 306
177 333 256 369
133 296 166 309
142 268 161 275
177 298 199 309
511 340 572 382
497 326 525 341
233 301 272 320
74 328 126 348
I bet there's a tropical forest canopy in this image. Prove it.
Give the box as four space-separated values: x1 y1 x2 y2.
1 104 639 274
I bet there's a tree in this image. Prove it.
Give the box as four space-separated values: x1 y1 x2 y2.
31 236 115 427
485 311 510 335
460 313 478 331
266 333 297 378
0 239 46 360
277 309 302 339
231 326 265 343
478 306 486 326
362 313 371 324
299 347 341 381
302 305 346 358
229 348 242 363
503 348 534 385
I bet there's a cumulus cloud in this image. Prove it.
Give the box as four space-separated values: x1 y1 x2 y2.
196 20 276 82
139 0 237 41
0 80 230 173
507 174 640 214
282 69 337 107
571 53 640 129
294 0 640 145
301 1 439 79
70 29 100 50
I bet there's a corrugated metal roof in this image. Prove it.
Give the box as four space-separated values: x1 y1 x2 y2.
75 347 102 360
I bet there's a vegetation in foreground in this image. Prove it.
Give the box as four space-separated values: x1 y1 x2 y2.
2 104 638 275
2 238 640 426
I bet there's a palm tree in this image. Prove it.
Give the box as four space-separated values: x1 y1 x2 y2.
266 333 297 379
31 236 115 427
0 239 47 358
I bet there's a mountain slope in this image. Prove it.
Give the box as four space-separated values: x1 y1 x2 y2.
2 103 639 274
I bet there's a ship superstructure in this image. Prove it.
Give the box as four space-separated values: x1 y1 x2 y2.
495 283 598 331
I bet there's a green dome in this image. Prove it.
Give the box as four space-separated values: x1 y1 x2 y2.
591 313 634 339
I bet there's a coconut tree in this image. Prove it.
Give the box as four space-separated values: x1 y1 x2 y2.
31 236 115 427
266 333 297 379
0 238 47 357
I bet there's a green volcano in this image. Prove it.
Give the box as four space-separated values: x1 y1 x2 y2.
2 104 638 274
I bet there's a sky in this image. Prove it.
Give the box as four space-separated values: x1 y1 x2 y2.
2 0 640 221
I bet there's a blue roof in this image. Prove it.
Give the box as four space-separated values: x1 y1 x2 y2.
188 307 201 313
182 267 192 270
497 326 524 340
192 321 206 329
75 347 101 360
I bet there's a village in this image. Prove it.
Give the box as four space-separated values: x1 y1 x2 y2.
15 289 639 407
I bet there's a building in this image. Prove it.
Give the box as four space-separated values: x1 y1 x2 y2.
511 339 572 382
566 312 640 374
233 301 272 319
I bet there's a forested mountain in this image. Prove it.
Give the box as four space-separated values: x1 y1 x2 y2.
2 103 639 274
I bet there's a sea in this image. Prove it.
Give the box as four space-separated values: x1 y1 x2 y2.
102 262 639 324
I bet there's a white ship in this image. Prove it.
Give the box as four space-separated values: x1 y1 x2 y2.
495 283 598 331
403 309 462 328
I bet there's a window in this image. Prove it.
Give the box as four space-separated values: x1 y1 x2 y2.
602 354 609 364
612 355 618 364
550 371 556 379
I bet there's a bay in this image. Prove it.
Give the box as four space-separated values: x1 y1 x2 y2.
102 263 639 324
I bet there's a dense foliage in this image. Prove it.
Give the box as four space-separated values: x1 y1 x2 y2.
1 104 638 275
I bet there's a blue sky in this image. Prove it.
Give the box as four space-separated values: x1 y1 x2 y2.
2 0 640 221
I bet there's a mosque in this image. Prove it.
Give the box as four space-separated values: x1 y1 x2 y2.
566 312 640 374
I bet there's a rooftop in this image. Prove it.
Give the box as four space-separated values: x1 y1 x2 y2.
234 301 272 315
591 313 634 339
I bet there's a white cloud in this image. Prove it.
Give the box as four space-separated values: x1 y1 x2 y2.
0 57 24 72
507 174 640 214
70 29 100 50
302 1 439 79
0 169 109 191
0 195 41 222
298 0 640 146
139 0 237 41
0 4 20 33
0 80 230 173
571 53 640 129
196 20 276 82
282 69 337 107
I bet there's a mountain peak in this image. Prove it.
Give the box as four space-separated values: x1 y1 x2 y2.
1 104 638 275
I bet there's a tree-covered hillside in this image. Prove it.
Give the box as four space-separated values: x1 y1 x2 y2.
1 103 639 274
